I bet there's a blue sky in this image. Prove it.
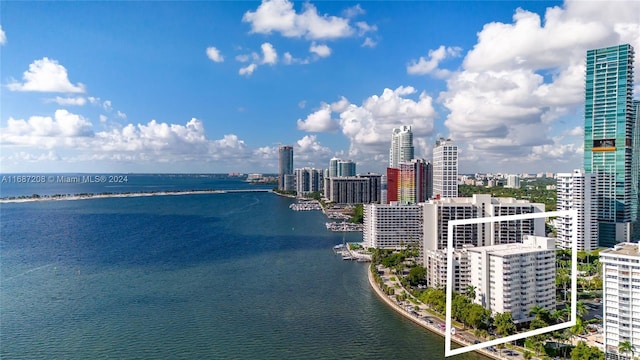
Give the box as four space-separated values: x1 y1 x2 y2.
1 1 639 175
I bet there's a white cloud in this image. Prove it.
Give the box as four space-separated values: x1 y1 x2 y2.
463 6 618 72
294 135 333 166
283 52 294 64
282 52 310 65
0 25 6 45
236 43 278 75
298 100 306 109
355 21 377 36
297 103 339 132
437 0 640 172
407 45 462 78
99 115 108 123
206 46 224 62
361 37 377 48
528 139 581 162
7 57 85 93
0 113 276 171
253 145 276 160
210 134 249 160
309 42 331 57
236 54 250 62
566 126 583 137
102 100 112 111
242 0 365 40
2 151 60 163
239 63 258 76
116 111 127 119
51 96 87 106
2 110 94 147
261 42 278 64
299 86 437 166
343 5 365 18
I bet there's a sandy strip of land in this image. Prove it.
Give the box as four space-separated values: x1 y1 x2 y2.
0 190 227 204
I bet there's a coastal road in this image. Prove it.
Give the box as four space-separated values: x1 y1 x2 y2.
373 267 528 360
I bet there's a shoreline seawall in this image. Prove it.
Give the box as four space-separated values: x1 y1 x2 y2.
366 267 502 360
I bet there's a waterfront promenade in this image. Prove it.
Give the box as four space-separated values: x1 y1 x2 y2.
367 266 529 360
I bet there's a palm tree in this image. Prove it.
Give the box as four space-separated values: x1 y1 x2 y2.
570 317 586 338
529 305 551 324
618 340 636 360
464 285 476 301
552 306 569 323
577 301 588 319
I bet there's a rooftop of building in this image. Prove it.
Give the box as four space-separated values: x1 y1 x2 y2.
600 242 640 257
466 243 554 256
465 236 555 256
425 194 539 206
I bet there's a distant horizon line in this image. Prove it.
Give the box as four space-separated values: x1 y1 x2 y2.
0 171 564 175
0 172 277 175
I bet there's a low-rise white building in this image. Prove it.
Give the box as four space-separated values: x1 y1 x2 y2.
600 243 640 360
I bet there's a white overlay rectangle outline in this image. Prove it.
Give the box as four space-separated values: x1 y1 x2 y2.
444 210 578 357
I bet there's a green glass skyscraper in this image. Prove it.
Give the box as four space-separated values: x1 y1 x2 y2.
584 44 636 246
632 100 640 241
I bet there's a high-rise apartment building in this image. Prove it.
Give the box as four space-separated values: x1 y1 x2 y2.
278 145 294 191
433 138 458 198
358 173 383 204
632 100 640 241
397 159 433 205
600 243 640 359
328 157 340 178
294 168 324 196
556 169 599 251
328 158 356 178
422 194 545 288
468 236 556 323
505 175 520 189
363 203 422 249
583 44 635 246
324 174 381 204
385 167 400 204
423 194 545 251
389 126 414 169
337 160 356 177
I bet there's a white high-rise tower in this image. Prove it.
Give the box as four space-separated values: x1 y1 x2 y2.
432 138 458 198
556 169 598 251
389 126 414 169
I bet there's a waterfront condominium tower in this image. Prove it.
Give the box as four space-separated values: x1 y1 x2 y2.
398 158 433 205
389 126 414 169
583 44 635 246
328 158 356 178
633 100 640 241
432 137 458 198
600 243 640 359
556 169 599 251
278 145 294 191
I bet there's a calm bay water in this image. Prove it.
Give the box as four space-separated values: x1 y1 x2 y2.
1 177 484 359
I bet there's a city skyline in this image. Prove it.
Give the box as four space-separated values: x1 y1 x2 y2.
1 1 640 174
